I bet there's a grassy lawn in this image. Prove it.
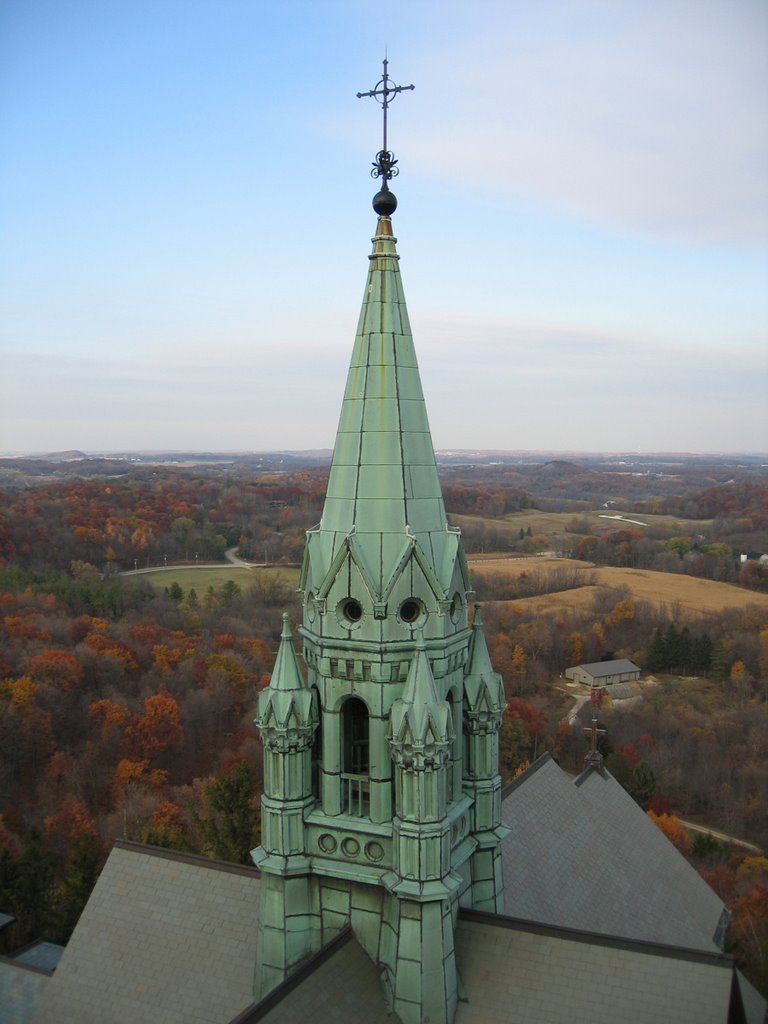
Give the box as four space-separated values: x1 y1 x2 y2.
133 565 300 594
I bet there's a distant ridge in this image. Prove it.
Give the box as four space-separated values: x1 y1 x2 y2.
31 450 88 462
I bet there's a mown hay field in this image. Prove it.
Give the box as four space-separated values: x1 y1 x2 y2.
468 556 768 618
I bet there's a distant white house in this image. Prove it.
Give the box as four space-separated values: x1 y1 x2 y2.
565 659 641 688
740 551 768 565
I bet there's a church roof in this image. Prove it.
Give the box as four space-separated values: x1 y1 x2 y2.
499 755 727 952
232 929 393 1023
453 912 735 1024
32 841 261 1024
31 817 763 1024
0 957 51 1023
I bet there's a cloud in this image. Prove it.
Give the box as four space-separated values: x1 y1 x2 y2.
398 0 768 243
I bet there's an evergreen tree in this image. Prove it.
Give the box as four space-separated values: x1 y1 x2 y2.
709 641 728 681
52 832 101 942
628 761 656 808
646 627 667 673
199 762 259 865
690 633 713 674
678 626 692 674
664 624 681 672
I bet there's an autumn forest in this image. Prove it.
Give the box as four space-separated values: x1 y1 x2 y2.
0 451 766 993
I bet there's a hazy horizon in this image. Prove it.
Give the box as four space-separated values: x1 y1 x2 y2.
3 446 767 461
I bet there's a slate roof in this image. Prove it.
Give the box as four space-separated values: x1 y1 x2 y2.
12 940 65 971
30 796 765 1024
453 912 735 1024
499 755 727 951
234 913 743 1024
232 929 393 1023
0 958 51 1024
32 841 261 1024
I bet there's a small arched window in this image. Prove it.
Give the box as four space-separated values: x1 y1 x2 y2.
311 686 322 798
341 697 370 817
342 697 369 775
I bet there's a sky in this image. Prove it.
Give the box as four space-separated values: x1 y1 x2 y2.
1 0 767 455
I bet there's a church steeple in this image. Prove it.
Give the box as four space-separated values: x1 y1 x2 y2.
253 61 507 1024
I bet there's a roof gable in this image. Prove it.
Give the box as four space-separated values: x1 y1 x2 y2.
499 755 726 952
33 842 261 1024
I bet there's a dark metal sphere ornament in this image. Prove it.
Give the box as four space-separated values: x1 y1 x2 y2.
372 186 398 217
357 57 414 214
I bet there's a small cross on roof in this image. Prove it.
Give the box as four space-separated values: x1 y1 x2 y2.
584 715 606 769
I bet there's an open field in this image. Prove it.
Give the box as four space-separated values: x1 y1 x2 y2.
130 556 768 619
452 509 713 541
130 565 300 593
469 555 768 617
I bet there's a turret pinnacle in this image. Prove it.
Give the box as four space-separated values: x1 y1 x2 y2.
390 630 453 758
257 614 316 736
464 605 505 717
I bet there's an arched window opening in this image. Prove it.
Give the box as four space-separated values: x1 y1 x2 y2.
342 697 370 816
311 686 322 800
446 691 458 804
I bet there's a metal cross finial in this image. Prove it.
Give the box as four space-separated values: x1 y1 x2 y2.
584 714 606 769
357 57 414 182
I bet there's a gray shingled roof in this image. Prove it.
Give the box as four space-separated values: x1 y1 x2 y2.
0 959 51 1024
453 913 734 1024
575 658 640 678
499 755 726 951
13 941 64 972
31 830 763 1024
33 842 261 1024
233 930 394 1024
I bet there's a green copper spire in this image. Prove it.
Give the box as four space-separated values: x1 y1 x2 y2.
320 214 448 573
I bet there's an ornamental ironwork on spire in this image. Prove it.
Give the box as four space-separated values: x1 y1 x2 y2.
357 56 414 216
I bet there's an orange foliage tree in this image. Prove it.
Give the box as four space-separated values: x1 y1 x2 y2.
26 649 83 690
647 810 690 854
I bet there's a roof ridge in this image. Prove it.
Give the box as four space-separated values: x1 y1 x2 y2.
458 908 735 967
114 838 261 878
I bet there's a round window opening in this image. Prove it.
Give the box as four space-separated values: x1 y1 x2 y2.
343 599 363 623
399 599 421 624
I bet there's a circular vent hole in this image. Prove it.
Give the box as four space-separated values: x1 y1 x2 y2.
399 599 421 623
343 599 363 623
